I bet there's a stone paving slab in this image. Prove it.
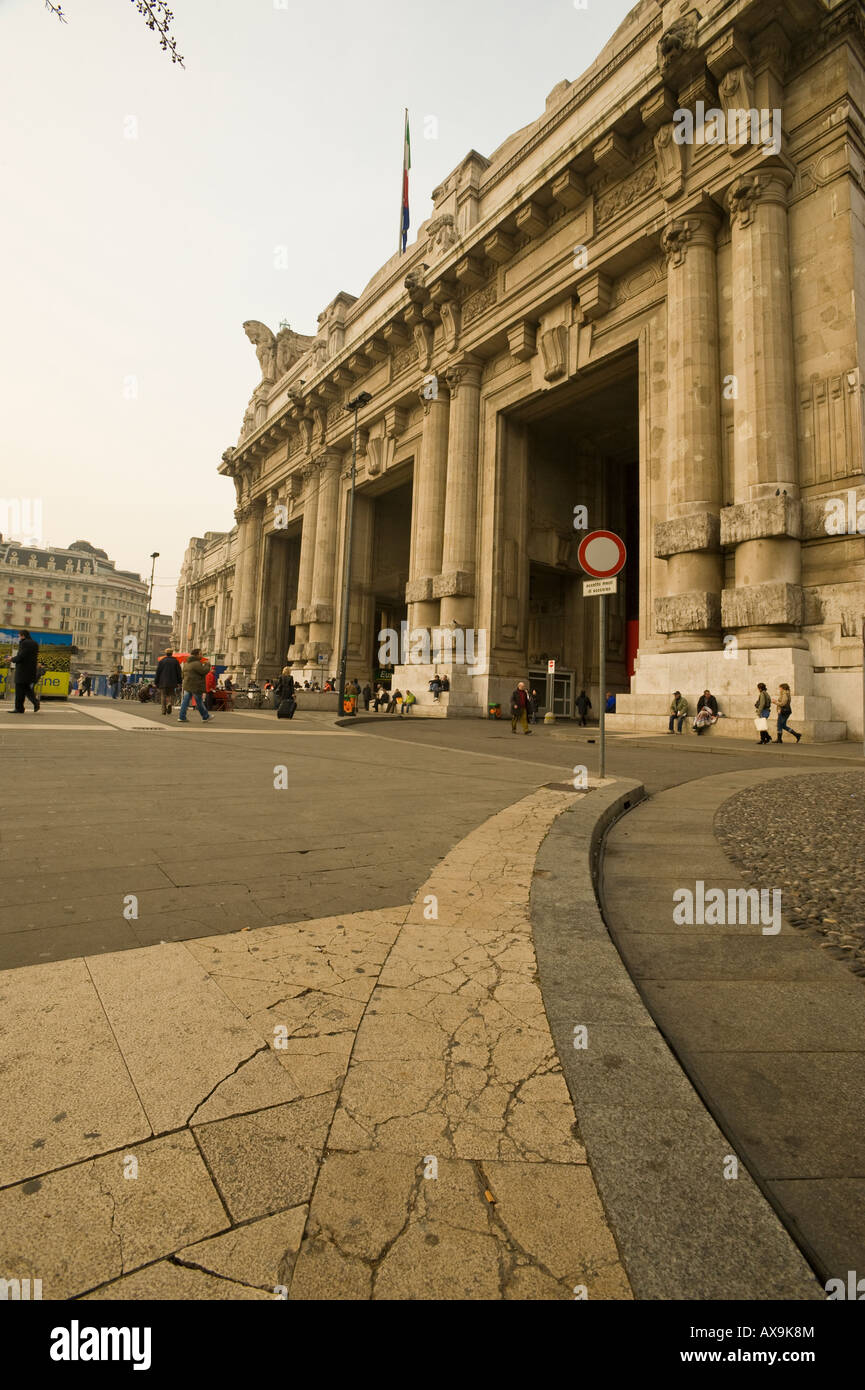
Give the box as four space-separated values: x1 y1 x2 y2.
600 766 865 1287
0 958 151 1187
0 783 633 1300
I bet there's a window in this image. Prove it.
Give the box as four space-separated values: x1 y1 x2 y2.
6 588 12 595
46 590 52 598
27 589 33 597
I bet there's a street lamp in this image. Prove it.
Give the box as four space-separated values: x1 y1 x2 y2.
337 393 373 717
141 552 159 677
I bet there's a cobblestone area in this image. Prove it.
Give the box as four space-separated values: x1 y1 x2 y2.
715 771 865 976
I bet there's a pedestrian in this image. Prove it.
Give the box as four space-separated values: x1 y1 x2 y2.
120 672 128 694
668 691 688 734
276 667 297 720
510 681 532 735
362 682 372 711
530 688 540 723
401 689 416 716
773 683 801 744
576 689 591 726
155 648 183 716
5 629 40 714
693 689 718 735
387 687 402 715
178 649 213 724
754 682 772 744
604 691 616 714
430 676 442 701
205 665 219 710
108 668 121 700
441 675 450 693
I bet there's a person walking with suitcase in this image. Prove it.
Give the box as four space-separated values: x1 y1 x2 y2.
275 667 297 720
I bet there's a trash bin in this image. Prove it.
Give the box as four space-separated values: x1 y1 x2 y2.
488 702 502 719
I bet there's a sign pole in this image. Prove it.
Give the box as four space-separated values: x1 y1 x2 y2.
599 593 606 781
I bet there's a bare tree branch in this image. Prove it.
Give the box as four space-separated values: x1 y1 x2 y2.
40 0 185 66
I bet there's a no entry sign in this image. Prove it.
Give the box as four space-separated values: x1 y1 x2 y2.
578 530 627 579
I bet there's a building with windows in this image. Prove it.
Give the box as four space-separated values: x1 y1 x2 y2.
0 538 148 675
173 531 237 662
145 610 174 667
187 0 864 737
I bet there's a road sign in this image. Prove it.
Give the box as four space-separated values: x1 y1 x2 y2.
548 659 555 674
583 577 618 597
578 530 627 579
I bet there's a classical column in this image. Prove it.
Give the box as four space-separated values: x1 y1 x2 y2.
308 452 342 666
406 381 450 631
653 209 723 650
721 169 803 646
289 463 319 664
436 362 483 631
232 497 264 670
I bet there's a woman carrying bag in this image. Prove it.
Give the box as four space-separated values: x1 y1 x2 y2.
754 683 772 744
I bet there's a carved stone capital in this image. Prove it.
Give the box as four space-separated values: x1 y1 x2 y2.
405 577 434 604
444 363 482 398
432 570 475 599
720 496 801 546
725 170 792 228
654 591 722 634
654 513 721 559
721 582 803 629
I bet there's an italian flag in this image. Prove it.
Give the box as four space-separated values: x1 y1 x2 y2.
401 110 411 254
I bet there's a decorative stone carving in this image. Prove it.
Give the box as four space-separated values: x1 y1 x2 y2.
427 213 460 257
721 582 804 629
798 369 864 485
432 570 474 599
657 12 699 76
405 577 434 603
439 299 461 353
595 160 657 227
654 513 721 558
660 218 697 267
413 320 434 371
540 325 568 380
462 282 497 326
720 496 802 546
243 321 277 382
725 171 790 230
367 437 385 477
393 343 419 375
654 123 685 201
654 591 721 634
275 325 308 378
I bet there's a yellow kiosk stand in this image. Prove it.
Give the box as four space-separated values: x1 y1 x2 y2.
0 627 74 701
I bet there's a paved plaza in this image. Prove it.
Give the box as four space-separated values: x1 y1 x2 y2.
0 697 861 1299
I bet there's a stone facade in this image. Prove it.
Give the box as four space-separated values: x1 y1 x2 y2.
197 0 865 736
173 531 237 661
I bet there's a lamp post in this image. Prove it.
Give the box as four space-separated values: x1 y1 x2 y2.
337 393 372 717
141 552 159 677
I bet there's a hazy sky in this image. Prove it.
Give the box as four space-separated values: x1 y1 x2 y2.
0 0 635 612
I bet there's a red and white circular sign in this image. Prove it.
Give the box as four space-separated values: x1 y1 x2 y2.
578 530 627 578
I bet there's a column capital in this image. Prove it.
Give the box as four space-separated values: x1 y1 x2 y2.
444 362 483 398
417 376 451 415
725 168 793 228
660 212 718 266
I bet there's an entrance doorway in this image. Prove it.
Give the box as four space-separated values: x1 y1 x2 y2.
514 349 640 715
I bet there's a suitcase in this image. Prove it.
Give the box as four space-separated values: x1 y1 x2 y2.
277 698 297 720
